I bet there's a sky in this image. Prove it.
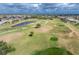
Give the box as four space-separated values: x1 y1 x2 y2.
0 3 79 14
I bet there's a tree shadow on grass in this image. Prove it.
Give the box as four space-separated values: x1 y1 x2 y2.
32 47 73 55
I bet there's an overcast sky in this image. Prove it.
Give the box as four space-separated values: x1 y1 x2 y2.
0 3 79 14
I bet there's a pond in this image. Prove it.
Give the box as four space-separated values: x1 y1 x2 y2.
12 21 34 27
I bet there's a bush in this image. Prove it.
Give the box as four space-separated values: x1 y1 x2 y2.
0 41 15 55
50 35 58 41
28 32 34 37
50 18 53 20
35 24 41 28
50 34 58 47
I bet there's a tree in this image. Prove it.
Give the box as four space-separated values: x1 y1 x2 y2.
35 24 41 28
50 34 58 47
50 35 58 41
0 41 15 55
28 32 34 37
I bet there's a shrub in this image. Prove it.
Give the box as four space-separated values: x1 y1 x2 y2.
50 35 58 41
0 41 15 55
28 32 34 37
35 24 41 28
50 34 58 47
50 18 53 20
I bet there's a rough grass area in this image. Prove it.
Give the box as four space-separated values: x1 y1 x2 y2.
50 19 71 33
0 18 79 55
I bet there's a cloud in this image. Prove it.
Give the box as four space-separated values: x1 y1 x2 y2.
0 3 79 14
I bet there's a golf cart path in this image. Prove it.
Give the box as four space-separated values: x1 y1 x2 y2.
58 23 79 54
65 23 79 37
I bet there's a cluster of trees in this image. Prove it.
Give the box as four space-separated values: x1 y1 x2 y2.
0 41 15 55
23 15 54 20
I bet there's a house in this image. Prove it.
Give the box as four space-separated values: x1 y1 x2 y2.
58 16 79 24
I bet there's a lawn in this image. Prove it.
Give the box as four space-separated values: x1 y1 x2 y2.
7 19 54 54
0 18 76 55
